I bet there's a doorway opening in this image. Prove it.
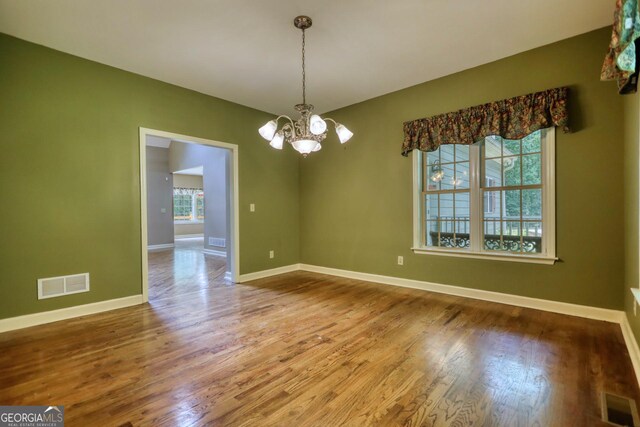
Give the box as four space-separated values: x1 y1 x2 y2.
139 128 239 303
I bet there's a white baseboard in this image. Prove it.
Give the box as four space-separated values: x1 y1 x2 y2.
299 264 624 323
237 264 301 283
621 314 640 385
224 271 233 281
148 243 174 251
203 248 227 257
0 295 144 333
175 234 204 239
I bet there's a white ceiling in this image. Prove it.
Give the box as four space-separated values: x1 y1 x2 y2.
0 0 613 115
174 166 203 176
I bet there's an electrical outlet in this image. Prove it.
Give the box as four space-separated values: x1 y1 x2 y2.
250 203 255 212
397 256 404 265
269 250 274 259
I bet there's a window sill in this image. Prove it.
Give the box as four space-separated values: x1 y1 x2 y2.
174 221 204 225
411 247 557 265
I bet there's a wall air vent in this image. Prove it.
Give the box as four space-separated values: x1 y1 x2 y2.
209 237 226 248
38 273 90 300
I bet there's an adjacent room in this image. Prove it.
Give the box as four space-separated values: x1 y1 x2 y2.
144 133 232 301
2 1 640 426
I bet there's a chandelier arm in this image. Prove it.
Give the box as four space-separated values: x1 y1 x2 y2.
323 117 338 127
275 115 295 129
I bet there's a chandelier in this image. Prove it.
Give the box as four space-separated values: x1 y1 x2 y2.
258 16 353 157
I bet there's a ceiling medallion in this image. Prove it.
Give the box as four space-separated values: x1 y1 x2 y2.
258 16 353 157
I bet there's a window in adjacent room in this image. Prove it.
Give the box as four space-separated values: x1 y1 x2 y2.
173 189 205 223
412 128 555 264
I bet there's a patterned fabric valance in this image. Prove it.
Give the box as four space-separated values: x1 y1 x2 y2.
174 187 203 195
401 87 570 156
601 0 640 94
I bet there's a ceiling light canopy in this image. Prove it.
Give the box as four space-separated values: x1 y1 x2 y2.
258 16 353 157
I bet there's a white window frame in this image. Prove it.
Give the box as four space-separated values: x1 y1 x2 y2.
173 190 204 224
412 128 556 265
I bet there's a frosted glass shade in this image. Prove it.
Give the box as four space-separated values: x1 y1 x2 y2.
309 115 327 135
269 131 284 150
258 120 277 141
335 124 353 143
292 139 319 155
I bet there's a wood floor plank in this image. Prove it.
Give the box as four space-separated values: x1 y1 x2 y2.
0 240 638 426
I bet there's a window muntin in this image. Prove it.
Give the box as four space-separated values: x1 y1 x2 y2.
415 128 554 261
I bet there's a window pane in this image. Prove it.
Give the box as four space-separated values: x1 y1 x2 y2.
455 161 470 189
483 220 501 250
503 221 521 238
440 163 456 190
523 221 543 237
504 190 521 219
484 136 502 159
523 222 543 253
503 156 521 186
440 145 455 163
425 194 439 221
502 221 522 252
425 221 439 246
195 193 205 220
522 131 541 153
426 166 441 191
454 192 470 219
440 193 453 222
504 139 521 156
483 190 500 218
426 149 440 165
484 158 502 187
456 144 469 162
522 153 541 185
522 188 542 218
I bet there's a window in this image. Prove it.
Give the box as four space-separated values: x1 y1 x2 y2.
412 128 556 264
173 188 205 223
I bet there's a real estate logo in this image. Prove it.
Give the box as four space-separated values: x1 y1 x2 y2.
0 406 64 427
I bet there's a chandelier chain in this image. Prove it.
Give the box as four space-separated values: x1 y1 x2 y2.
302 28 306 105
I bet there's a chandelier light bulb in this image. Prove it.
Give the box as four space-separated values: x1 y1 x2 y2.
313 143 322 152
335 123 353 144
309 115 327 135
258 120 277 141
269 131 284 150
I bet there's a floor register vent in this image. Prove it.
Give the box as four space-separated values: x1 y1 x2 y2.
37 273 90 299
602 392 640 426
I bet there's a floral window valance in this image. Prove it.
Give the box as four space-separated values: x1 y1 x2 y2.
601 0 640 94
173 187 203 195
401 87 570 157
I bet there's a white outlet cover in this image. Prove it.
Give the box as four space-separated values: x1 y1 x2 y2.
250 203 255 212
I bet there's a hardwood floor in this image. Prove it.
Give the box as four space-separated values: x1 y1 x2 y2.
0 267 638 426
148 237 227 300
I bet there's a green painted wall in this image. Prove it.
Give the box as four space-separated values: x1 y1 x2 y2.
624 90 640 340
300 28 626 309
0 33 300 319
